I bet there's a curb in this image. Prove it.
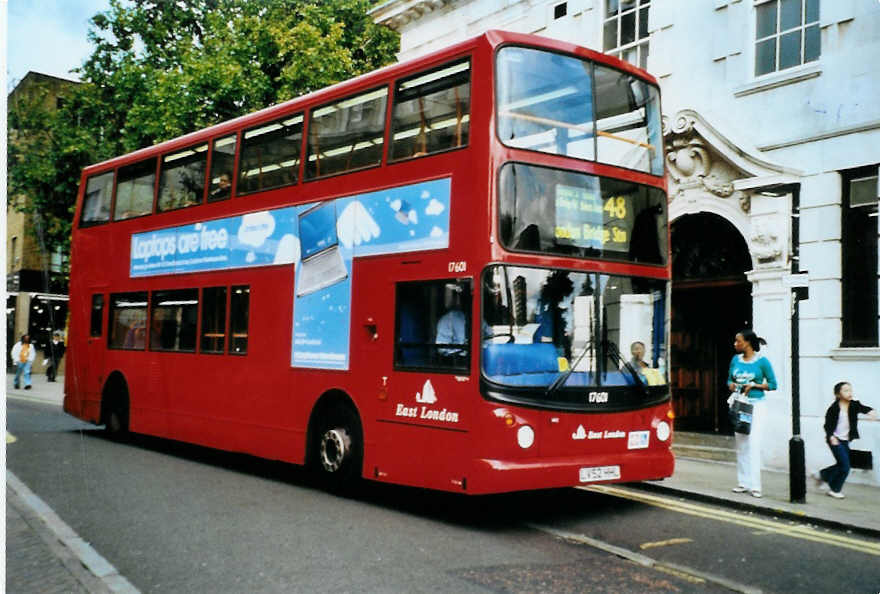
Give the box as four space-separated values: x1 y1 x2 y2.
630 481 880 540
7 471 141 593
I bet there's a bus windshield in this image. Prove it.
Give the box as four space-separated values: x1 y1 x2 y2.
482 265 668 393
496 45 663 175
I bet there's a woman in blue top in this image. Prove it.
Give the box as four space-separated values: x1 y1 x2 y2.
727 329 778 498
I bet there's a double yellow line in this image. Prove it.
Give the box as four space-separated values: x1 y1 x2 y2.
585 485 880 557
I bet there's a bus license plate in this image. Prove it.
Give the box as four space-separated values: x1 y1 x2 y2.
579 465 621 483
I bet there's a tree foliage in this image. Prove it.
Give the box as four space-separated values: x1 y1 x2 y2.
8 0 399 255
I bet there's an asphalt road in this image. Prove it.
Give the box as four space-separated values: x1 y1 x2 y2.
7 398 880 593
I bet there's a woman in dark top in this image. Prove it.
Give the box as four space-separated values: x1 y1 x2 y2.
813 381 877 499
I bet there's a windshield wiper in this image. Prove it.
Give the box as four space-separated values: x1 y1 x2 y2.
545 339 592 398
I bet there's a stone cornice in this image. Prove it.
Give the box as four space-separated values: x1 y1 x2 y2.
370 0 453 30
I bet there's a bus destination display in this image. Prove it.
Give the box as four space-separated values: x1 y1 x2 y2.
554 184 629 253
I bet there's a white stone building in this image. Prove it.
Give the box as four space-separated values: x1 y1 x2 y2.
371 0 880 485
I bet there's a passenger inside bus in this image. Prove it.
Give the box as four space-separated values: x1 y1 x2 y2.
629 341 649 369
210 173 232 200
395 278 471 372
435 283 467 362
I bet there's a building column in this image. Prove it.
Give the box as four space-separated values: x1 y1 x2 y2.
746 265 792 470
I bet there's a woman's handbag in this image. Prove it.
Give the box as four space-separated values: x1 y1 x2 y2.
728 393 753 435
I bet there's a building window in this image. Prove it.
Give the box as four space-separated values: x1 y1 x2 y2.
755 0 820 76
603 0 650 70
554 2 567 19
841 166 879 347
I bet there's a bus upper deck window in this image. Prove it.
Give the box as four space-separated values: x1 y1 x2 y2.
114 158 157 221
496 46 664 176
496 47 596 161
81 171 114 225
158 143 208 211
238 115 302 195
593 65 663 176
208 134 237 201
306 87 388 179
390 59 471 161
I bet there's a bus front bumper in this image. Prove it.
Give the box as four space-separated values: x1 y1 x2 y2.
467 449 674 495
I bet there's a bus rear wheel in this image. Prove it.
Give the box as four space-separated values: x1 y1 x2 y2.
313 404 362 491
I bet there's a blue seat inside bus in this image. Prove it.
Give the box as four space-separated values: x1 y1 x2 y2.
482 343 559 384
482 342 644 387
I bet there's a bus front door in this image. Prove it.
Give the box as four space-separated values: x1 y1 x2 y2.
369 277 474 490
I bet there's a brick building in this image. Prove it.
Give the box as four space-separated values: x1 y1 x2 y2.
7 72 78 371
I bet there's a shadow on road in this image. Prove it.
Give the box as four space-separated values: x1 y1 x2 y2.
77 427 639 530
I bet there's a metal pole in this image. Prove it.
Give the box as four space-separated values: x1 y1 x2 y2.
790 287 806 503
788 184 806 503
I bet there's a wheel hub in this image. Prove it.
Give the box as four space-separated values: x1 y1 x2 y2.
320 428 351 472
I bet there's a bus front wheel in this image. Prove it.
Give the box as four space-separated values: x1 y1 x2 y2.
313 404 362 491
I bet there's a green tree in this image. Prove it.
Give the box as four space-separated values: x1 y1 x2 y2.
7 0 399 257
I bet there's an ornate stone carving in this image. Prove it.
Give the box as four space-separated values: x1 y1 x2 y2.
750 220 783 265
663 114 750 213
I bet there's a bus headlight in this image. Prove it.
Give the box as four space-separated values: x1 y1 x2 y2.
656 421 671 442
517 425 535 449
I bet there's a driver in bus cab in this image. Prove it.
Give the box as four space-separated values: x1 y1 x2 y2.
435 283 467 362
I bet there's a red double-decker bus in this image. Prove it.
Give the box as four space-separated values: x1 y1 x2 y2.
64 30 673 494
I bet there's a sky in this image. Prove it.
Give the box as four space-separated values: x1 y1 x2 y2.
6 0 111 91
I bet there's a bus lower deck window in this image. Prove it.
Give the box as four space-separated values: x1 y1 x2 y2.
108 292 148 350
230 286 249 354
201 287 227 353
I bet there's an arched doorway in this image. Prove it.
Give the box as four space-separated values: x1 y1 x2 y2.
670 213 752 433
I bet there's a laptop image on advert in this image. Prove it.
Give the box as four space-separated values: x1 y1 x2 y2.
296 202 348 297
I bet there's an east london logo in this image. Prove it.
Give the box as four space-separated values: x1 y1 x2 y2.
394 380 460 423
572 425 626 440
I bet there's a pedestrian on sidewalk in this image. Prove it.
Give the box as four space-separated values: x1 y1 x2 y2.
11 334 36 390
44 330 66 382
727 329 777 499
814 381 877 499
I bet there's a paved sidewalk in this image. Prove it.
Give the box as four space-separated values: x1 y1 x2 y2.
639 456 880 537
